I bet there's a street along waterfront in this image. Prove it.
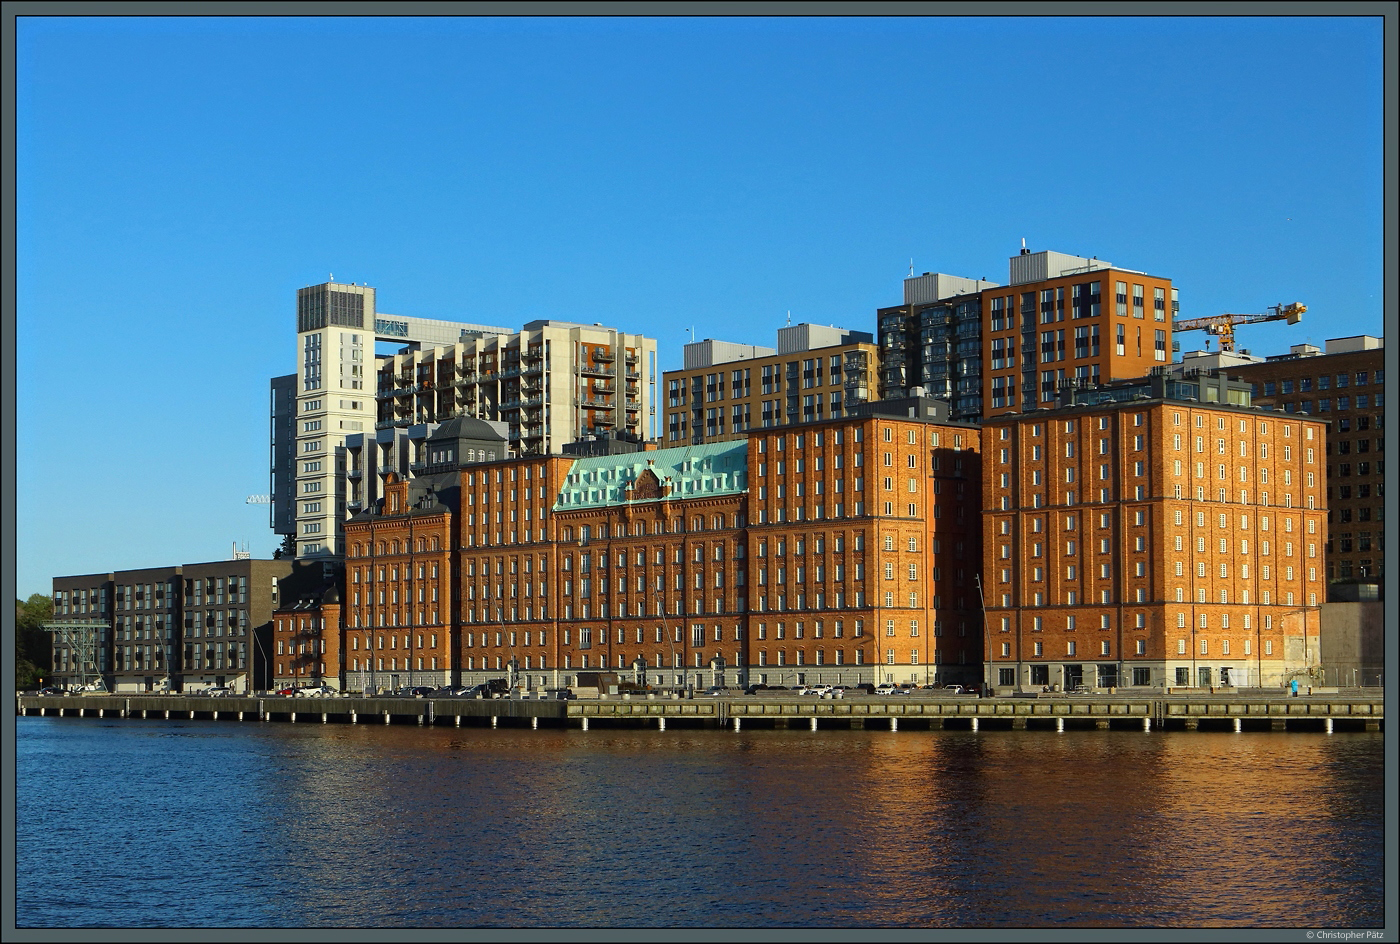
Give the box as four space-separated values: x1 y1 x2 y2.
16 717 1383 928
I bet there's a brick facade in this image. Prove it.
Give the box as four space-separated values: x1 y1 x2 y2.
983 400 1326 691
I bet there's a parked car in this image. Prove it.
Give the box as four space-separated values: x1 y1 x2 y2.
295 686 332 697
851 683 876 695
431 685 473 698
874 683 898 695
275 686 299 697
942 685 966 694
204 686 236 698
699 686 727 697
800 685 833 697
37 686 66 696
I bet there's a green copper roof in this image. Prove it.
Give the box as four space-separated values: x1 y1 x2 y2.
553 441 748 511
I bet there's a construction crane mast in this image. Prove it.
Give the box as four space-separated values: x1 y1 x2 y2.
1172 302 1306 353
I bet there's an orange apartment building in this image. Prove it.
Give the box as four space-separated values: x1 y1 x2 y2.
982 370 1327 692
980 249 1177 417
878 249 1176 425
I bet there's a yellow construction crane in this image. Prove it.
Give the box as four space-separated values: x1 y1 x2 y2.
1172 302 1306 353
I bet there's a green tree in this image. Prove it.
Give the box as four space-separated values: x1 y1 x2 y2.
15 594 53 690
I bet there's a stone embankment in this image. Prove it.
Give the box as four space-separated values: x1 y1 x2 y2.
17 692 1383 733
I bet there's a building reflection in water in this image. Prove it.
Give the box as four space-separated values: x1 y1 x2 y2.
237 725 1381 928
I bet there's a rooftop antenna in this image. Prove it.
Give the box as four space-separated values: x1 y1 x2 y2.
908 258 914 277
787 310 792 326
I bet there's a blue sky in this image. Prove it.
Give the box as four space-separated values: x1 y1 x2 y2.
14 15 1384 597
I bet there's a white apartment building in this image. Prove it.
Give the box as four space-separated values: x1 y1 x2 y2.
275 281 658 559
277 281 513 558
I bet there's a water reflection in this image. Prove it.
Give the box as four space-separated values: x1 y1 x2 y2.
17 720 1384 928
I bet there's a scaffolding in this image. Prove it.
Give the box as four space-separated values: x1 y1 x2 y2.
43 620 109 693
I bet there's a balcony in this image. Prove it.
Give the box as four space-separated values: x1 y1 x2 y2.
346 500 362 513
347 468 363 479
499 367 522 379
593 349 615 362
580 364 616 377
410 460 427 472
377 465 397 475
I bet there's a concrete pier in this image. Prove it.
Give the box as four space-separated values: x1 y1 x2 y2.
19 692 1385 737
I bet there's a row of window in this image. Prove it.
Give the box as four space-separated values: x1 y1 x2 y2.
1259 370 1381 396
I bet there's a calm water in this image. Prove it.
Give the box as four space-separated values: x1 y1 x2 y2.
15 717 1385 928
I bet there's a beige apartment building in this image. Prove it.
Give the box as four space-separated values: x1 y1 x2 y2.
662 324 880 445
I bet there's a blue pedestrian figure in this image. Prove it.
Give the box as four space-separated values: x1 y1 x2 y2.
1290 678 1299 697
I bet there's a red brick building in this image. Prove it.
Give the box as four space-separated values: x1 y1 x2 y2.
338 408 984 692
982 370 1326 691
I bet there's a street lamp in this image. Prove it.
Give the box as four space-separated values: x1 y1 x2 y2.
655 590 681 695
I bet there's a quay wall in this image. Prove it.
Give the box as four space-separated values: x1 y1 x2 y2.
17 693 1384 733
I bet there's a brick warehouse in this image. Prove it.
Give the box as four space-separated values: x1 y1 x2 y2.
982 369 1327 692
331 408 982 691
